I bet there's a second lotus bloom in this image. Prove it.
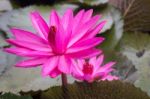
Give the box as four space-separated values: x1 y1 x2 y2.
72 54 118 83
5 9 106 78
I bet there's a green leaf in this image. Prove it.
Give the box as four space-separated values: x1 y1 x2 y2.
109 0 150 32
7 4 78 38
0 93 32 99
0 0 12 12
134 57 150 96
120 32 150 66
74 0 108 6
41 81 150 99
120 32 150 96
0 49 75 93
98 5 123 52
0 31 8 48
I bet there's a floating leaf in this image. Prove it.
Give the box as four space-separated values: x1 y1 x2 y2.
109 0 150 32
120 33 150 66
0 93 32 99
41 80 150 99
0 50 74 94
74 0 108 6
98 5 123 51
0 4 78 38
134 57 150 96
0 0 12 12
0 32 8 48
113 54 136 80
120 32 150 95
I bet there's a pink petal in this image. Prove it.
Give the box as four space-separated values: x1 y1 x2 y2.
84 75 94 83
96 55 104 66
58 56 71 74
72 9 85 36
55 23 66 53
4 48 53 57
93 68 114 78
50 10 60 29
93 72 107 79
77 59 85 70
55 9 73 53
82 21 106 40
66 48 102 59
93 54 104 72
49 67 61 78
62 8 73 31
15 57 48 67
11 28 48 44
68 15 101 47
97 62 116 72
71 59 84 78
30 11 49 39
67 37 104 53
89 57 97 66
102 75 119 81
81 9 93 24
42 56 59 76
6 39 52 52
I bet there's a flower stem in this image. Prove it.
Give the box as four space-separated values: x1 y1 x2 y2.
61 73 68 88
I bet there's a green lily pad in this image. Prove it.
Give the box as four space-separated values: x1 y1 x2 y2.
5 4 78 38
74 0 108 6
0 93 32 99
0 32 8 48
99 5 123 51
41 80 150 99
120 32 150 96
0 49 75 94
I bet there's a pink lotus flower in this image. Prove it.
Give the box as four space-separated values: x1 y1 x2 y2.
71 54 118 82
5 9 106 78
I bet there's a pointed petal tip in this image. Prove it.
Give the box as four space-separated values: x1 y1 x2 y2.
15 62 25 68
80 9 85 12
49 73 58 78
41 72 48 77
51 9 57 12
30 11 40 15
30 11 42 20
41 68 49 77
3 48 13 53
10 28 17 32
98 54 104 59
87 9 93 12
6 39 12 44
111 62 116 66
102 20 107 24
5 39 17 45
99 37 105 41
66 8 73 12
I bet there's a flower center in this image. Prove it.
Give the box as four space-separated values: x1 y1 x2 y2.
48 26 57 52
48 26 56 44
50 26 57 33
82 62 93 74
48 26 65 55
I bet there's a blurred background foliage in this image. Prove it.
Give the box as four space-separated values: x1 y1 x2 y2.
0 0 150 98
